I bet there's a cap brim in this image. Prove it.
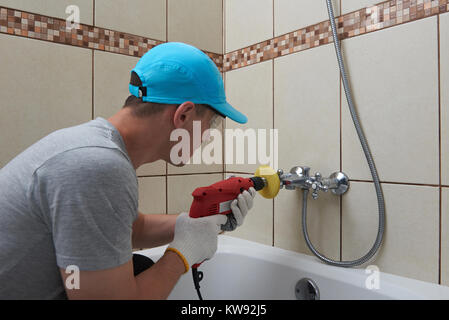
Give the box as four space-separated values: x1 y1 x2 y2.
211 102 248 124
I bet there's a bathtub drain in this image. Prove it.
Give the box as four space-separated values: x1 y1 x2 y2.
295 278 320 300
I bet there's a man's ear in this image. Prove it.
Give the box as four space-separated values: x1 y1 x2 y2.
173 101 195 129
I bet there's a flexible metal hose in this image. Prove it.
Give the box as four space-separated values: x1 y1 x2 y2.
301 1 386 267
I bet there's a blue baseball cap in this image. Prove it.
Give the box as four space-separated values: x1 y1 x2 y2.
129 42 248 124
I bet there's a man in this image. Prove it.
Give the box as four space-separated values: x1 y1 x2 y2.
0 42 255 299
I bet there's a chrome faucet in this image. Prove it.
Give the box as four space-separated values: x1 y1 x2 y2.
278 166 349 200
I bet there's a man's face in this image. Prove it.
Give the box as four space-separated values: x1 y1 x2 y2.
165 104 223 167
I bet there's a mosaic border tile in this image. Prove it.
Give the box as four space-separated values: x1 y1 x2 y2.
223 0 449 72
0 0 447 74
0 6 223 71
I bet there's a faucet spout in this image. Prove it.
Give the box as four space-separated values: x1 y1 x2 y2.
279 166 311 190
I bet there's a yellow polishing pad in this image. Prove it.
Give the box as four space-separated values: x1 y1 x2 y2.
254 165 280 199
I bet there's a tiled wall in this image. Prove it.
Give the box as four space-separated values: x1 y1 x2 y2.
0 1 225 227
224 0 449 286
2 0 449 288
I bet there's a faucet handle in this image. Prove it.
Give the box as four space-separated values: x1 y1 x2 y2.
290 166 310 177
311 183 320 199
311 182 328 199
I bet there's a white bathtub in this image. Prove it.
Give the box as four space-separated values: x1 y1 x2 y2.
135 235 449 300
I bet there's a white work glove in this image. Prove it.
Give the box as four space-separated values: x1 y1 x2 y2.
221 187 256 232
166 212 227 273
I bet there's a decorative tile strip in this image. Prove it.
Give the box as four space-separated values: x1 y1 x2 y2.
0 6 223 71
223 0 448 72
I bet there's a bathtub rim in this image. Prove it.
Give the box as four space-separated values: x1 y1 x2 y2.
134 235 449 300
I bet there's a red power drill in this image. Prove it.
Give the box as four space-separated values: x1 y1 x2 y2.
187 175 267 300
188 176 266 269
187 166 280 300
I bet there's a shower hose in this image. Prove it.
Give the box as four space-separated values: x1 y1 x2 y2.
300 1 386 267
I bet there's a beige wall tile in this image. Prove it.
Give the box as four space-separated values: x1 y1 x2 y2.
274 0 340 37
274 44 340 177
138 176 166 214
224 173 273 245
168 162 223 175
274 185 341 260
167 174 223 214
442 188 449 286
341 17 439 184
341 0 381 14
0 35 92 168
168 0 223 54
225 0 273 53
94 51 138 119
342 182 439 283
441 13 449 185
95 0 166 41
137 161 166 177
0 0 93 24
225 60 273 174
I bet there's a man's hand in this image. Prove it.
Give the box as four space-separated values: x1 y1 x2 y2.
221 187 256 232
166 212 227 272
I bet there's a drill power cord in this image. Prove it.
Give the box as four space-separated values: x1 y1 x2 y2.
192 267 204 300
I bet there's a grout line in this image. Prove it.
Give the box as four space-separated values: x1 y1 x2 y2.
272 0 275 38
223 171 255 176
216 175 444 188
139 171 225 178
339 0 343 259
166 0 168 42
223 0 225 56
91 0 95 120
222 80 226 174
339 0 343 260
272 197 275 247
438 14 442 285
165 162 168 215
340 194 343 261
92 0 95 119
350 179 441 188
91 50 94 120
219 174 448 189
222 0 226 178
138 174 166 178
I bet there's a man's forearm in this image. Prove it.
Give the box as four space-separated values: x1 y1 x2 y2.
61 250 185 300
132 212 178 249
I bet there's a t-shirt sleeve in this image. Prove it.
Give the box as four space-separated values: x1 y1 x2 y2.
33 147 139 271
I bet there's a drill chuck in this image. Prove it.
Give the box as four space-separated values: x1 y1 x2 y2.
249 177 267 191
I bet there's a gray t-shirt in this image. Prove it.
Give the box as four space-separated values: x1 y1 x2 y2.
0 117 139 299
